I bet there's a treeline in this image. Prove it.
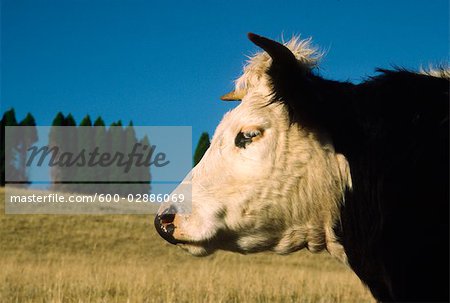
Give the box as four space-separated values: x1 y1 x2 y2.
1 109 211 192
0 109 151 195
49 112 151 195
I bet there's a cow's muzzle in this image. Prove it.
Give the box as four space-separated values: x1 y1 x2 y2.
154 206 179 244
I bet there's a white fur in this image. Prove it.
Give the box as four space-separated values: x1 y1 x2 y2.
419 65 450 78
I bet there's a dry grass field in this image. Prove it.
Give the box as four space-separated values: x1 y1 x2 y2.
0 188 375 302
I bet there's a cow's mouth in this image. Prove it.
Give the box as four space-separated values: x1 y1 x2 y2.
154 213 215 256
154 212 244 256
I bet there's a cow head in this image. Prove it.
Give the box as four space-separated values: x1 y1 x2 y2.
155 33 352 262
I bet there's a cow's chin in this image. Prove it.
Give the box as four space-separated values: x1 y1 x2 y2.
176 238 239 257
177 243 213 257
175 231 249 257
175 234 274 257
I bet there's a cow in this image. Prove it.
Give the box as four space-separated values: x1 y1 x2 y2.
155 33 449 302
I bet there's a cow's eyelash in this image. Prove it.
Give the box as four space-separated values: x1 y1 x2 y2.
243 130 261 138
235 130 262 149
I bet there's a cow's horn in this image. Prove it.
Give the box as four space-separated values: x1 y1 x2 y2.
247 33 296 65
220 90 245 101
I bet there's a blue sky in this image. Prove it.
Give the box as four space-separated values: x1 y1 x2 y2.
1 0 449 146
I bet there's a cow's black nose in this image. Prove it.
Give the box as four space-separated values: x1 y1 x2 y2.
154 206 178 245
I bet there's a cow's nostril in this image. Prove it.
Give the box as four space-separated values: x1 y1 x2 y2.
160 213 175 225
164 223 175 234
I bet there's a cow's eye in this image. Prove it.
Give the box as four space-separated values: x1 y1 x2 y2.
235 130 261 149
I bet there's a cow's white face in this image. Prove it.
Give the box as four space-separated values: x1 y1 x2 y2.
155 34 352 262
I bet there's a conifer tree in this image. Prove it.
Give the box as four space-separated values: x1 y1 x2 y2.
1 109 19 185
77 115 94 192
92 116 107 193
193 132 210 166
108 121 125 194
139 135 152 194
17 113 37 185
93 116 105 127
79 114 92 127
49 112 64 190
